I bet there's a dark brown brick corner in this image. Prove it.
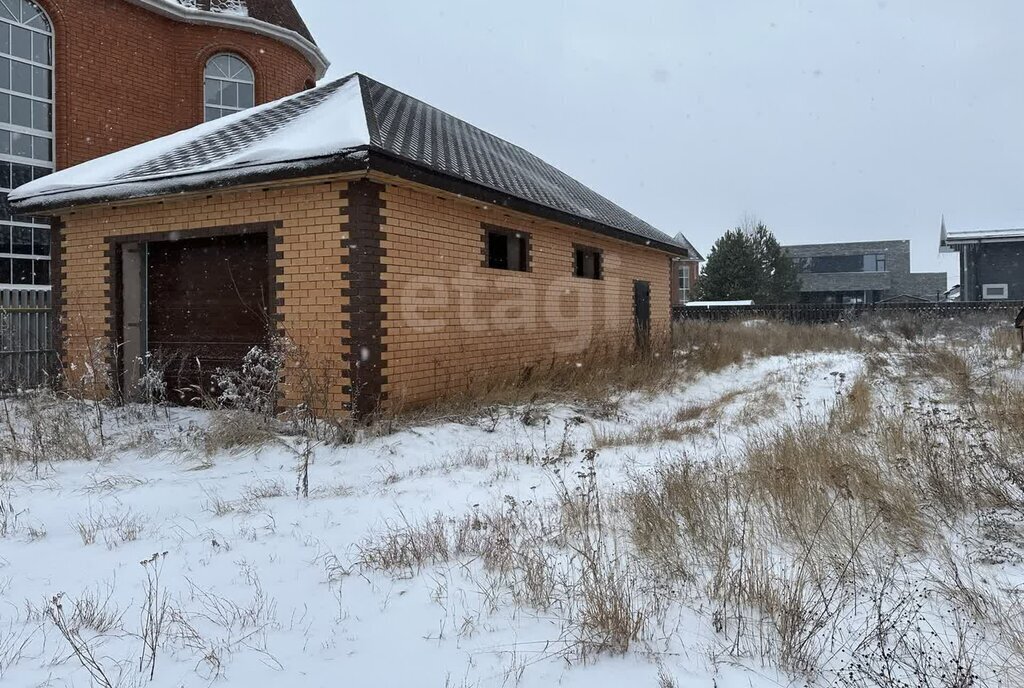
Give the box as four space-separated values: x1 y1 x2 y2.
340 179 388 419
50 216 66 379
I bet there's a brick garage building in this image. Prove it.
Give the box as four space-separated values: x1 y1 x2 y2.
11 74 691 415
2 0 325 290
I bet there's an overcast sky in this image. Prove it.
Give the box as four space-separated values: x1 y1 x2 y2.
293 0 1022 284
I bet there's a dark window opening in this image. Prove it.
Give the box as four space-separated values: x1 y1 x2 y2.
574 246 603 279
485 228 529 271
795 253 889 274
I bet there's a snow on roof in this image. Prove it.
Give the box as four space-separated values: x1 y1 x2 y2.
128 0 327 76
942 227 1024 243
684 300 755 307
11 77 369 204
12 73 684 254
172 0 249 16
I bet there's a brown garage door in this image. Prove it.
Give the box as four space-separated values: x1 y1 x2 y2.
147 233 269 403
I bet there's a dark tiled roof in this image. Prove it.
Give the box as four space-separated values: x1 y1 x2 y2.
672 233 704 261
117 79 349 180
360 76 674 247
172 0 315 43
242 0 315 44
14 73 682 253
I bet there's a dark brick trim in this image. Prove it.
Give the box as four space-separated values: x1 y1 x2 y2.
50 216 66 378
104 221 282 402
340 179 387 419
480 222 532 273
571 243 604 281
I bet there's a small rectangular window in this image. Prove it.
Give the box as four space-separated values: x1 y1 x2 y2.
983 284 1008 300
484 226 529 272
574 245 603 280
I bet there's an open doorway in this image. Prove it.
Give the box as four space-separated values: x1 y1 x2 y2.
119 232 270 404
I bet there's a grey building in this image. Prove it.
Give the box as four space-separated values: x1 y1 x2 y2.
784 240 947 304
940 224 1024 301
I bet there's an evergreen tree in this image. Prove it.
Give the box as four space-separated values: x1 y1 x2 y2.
695 222 799 304
750 223 800 303
693 229 760 301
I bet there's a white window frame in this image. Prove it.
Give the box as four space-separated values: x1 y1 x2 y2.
204 53 255 122
679 263 691 303
982 283 1009 300
0 0 54 289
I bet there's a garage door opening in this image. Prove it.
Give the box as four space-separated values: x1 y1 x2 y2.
119 232 271 404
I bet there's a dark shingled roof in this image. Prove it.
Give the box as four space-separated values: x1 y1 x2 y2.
358 76 675 248
170 0 315 43
672 233 703 261
235 0 315 44
12 73 684 254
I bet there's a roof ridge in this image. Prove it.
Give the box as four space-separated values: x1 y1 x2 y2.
350 74 666 241
354 73 564 167
356 74 383 147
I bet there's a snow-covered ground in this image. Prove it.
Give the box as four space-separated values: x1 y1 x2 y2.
1 339 1021 687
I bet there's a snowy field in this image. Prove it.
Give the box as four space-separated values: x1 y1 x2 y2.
1 319 1023 687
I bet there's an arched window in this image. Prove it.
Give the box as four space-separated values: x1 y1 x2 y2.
0 0 53 288
204 54 255 122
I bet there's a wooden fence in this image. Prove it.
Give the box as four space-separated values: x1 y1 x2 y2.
673 300 1024 324
0 288 53 390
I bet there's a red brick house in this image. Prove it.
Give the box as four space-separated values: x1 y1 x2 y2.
11 73 692 415
1 0 325 290
669 232 703 305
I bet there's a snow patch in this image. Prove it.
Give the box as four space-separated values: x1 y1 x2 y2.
156 0 249 17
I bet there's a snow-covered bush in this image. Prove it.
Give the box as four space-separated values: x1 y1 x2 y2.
210 339 291 418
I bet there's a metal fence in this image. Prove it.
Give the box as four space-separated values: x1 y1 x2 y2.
674 300 1024 324
0 288 54 390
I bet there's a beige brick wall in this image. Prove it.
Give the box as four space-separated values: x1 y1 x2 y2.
56 180 351 411
54 175 672 414
377 180 672 407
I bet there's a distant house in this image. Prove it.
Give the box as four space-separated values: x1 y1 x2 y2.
940 224 1024 302
784 240 946 305
670 233 703 305
10 73 687 416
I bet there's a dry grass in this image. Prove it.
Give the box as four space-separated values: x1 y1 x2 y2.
6 314 1024 683
593 413 694 448
390 342 678 426
673 320 866 374
0 392 100 471
353 323 1024 678
72 508 147 548
358 454 660 659
201 411 277 456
